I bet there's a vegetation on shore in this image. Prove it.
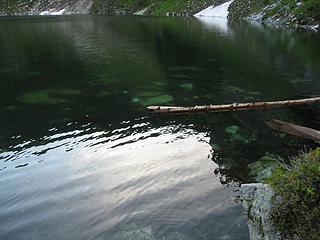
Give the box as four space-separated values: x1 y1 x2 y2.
229 0 320 28
267 148 320 240
1 0 320 29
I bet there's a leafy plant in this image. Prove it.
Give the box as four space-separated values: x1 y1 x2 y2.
267 148 320 240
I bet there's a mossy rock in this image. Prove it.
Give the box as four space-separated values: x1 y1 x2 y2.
225 125 256 144
136 91 164 97
225 86 246 94
248 153 281 182
18 89 81 104
141 95 174 106
19 90 66 104
131 97 140 103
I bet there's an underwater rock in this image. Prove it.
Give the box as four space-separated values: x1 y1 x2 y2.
19 90 66 104
225 125 240 134
136 91 164 97
96 91 111 97
248 91 261 96
55 89 82 95
154 82 167 87
248 153 281 182
225 86 246 94
211 143 222 151
141 95 174 106
18 89 81 104
225 125 257 144
179 83 193 90
131 97 140 103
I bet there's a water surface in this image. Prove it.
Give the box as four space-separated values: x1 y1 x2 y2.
1 15 320 240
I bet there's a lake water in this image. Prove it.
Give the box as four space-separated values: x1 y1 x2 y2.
0 15 320 240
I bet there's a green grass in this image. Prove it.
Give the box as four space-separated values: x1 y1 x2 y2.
267 148 320 240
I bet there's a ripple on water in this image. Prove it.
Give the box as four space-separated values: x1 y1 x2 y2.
0 120 246 239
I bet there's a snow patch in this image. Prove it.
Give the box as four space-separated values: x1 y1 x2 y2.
311 24 319 31
39 9 65 16
134 6 149 16
194 0 234 18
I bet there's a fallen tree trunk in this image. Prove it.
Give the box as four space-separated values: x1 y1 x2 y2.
147 97 320 114
267 119 320 143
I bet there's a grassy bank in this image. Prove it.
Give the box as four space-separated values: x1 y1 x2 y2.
91 0 223 15
267 148 320 239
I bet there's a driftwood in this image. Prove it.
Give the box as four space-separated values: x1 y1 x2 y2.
147 97 320 114
267 119 320 143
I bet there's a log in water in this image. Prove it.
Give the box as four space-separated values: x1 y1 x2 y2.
147 97 320 114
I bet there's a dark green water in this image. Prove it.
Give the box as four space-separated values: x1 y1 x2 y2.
1 15 320 240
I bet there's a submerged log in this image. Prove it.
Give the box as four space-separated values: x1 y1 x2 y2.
147 97 320 114
267 119 320 142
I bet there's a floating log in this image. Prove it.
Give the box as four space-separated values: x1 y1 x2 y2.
267 119 320 143
147 97 320 114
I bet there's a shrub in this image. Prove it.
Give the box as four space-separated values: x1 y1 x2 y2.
267 148 320 240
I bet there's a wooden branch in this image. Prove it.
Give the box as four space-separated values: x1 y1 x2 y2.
147 97 320 114
267 119 320 142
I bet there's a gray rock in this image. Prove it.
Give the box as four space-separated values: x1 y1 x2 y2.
241 183 281 240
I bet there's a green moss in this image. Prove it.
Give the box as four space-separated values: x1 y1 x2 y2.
267 148 320 240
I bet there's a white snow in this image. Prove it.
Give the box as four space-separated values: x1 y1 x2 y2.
194 0 234 18
39 9 65 16
134 7 149 16
51 9 66 15
311 24 319 31
39 10 51 16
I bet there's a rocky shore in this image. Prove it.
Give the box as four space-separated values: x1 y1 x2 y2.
228 0 320 31
1 0 319 31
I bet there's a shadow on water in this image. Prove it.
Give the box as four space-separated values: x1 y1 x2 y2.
0 15 320 239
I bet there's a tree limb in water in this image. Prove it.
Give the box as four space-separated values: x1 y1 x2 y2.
267 119 320 143
147 97 320 114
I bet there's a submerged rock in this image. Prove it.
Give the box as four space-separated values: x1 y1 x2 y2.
136 91 164 97
19 90 66 104
211 143 222 151
179 83 193 90
140 95 174 106
225 86 246 94
18 89 81 104
241 183 281 240
96 91 111 97
248 153 281 182
131 97 140 103
225 125 256 144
